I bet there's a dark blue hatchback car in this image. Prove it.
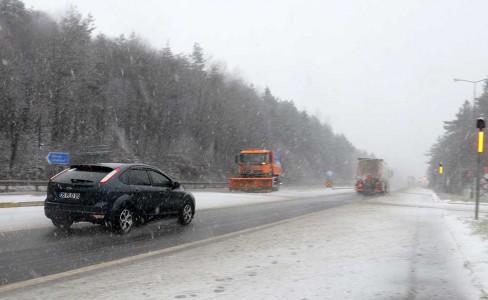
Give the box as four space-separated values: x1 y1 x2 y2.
44 163 195 233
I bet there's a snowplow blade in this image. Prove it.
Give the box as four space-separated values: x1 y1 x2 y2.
229 177 273 192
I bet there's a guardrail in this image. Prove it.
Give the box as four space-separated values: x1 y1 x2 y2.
180 182 229 189
0 180 229 192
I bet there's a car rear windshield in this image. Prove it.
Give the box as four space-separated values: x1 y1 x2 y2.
52 165 114 184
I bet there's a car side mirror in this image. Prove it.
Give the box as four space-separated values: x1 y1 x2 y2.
173 181 181 189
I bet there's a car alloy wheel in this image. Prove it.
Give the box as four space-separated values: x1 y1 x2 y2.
118 208 134 233
179 203 193 225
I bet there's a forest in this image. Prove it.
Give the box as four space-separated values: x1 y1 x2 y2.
428 86 488 194
0 0 369 183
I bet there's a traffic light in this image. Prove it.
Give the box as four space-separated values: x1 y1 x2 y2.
476 118 485 130
439 163 443 174
477 118 485 153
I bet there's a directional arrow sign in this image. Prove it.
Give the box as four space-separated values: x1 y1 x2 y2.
46 152 70 165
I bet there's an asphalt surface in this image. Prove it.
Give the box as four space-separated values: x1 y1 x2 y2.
0 192 360 286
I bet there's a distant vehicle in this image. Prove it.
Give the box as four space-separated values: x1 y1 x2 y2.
44 163 195 233
229 149 282 192
407 176 416 188
355 158 391 195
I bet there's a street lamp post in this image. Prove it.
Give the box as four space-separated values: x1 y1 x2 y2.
453 78 488 108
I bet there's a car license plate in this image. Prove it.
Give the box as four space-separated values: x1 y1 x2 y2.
58 192 80 199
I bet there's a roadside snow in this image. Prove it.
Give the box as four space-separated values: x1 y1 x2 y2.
0 207 52 232
368 189 488 297
0 194 46 203
444 215 488 296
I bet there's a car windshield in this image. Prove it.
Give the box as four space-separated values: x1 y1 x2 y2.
239 154 268 165
2 1 488 299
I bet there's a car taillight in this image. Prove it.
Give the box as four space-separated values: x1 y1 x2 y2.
100 168 120 184
50 168 70 181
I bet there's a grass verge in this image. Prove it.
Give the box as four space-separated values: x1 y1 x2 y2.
471 218 488 240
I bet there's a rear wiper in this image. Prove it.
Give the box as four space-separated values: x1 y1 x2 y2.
71 179 93 183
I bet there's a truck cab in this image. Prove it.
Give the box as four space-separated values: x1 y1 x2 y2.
230 149 282 192
237 149 281 178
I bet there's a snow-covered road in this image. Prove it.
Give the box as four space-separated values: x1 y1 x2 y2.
1 190 487 299
0 188 353 232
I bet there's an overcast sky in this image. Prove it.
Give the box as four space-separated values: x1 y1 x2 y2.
22 0 488 179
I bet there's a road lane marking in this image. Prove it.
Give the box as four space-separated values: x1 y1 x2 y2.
0 204 348 294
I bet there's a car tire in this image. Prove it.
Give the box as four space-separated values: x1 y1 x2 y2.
52 218 73 229
114 207 134 234
178 202 194 225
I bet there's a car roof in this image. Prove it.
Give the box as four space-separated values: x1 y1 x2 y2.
70 163 158 170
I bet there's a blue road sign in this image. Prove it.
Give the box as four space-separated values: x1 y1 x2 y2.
46 152 70 165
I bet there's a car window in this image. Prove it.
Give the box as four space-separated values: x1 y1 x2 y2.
148 170 172 187
118 170 130 185
128 169 151 186
52 165 113 183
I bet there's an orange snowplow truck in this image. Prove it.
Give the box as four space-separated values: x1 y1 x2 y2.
229 149 282 192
